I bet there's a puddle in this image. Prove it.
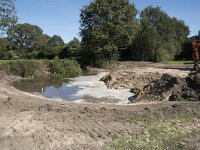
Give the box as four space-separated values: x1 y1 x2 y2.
13 73 133 104
13 78 82 101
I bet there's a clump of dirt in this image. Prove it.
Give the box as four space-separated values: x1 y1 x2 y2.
133 73 200 102
101 70 161 90
169 72 200 101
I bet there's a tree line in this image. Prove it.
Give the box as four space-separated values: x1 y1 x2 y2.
0 0 197 67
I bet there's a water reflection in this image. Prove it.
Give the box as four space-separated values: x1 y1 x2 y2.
13 78 82 101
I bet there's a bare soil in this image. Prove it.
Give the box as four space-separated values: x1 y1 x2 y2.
0 62 200 150
102 61 199 102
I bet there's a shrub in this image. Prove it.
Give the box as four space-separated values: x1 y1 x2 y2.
156 48 171 62
49 59 81 78
9 60 39 78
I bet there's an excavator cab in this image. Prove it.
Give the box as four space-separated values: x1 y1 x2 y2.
192 37 200 71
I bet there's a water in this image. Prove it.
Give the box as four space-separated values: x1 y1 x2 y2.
13 73 133 104
13 78 82 101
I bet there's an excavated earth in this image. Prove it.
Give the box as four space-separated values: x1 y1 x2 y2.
101 61 200 102
0 62 200 150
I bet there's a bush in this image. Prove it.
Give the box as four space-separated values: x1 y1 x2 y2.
49 59 81 78
156 48 171 62
9 60 40 78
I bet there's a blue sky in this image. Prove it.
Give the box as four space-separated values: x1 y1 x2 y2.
15 0 200 43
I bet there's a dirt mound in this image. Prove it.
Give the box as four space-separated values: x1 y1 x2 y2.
169 72 200 101
101 71 161 90
133 73 200 102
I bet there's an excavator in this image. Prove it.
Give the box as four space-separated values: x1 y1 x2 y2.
192 36 200 71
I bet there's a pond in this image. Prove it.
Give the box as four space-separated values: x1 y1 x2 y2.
13 72 133 104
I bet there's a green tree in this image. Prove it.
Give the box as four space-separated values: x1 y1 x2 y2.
80 0 138 66
132 6 189 62
0 0 17 37
7 23 44 49
47 35 64 47
59 37 81 59
0 37 14 59
38 35 65 59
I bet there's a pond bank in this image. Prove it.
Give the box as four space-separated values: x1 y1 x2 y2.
0 62 199 150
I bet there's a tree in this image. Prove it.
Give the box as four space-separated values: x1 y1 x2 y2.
59 37 81 59
7 23 44 50
47 35 64 47
38 35 65 59
80 0 138 66
0 37 14 59
0 0 17 37
132 6 189 62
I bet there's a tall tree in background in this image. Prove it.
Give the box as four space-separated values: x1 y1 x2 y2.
132 6 189 62
47 35 64 47
80 0 138 66
59 37 81 59
0 0 17 37
39 35 65 59
7 23 44 49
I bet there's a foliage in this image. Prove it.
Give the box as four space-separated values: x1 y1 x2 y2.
0 0 17 37
6 24 66 59
8 60 39 77
47 35 64 47
0 1 194 65
7 23 44 49
80 0 139 66
38 45 65 59
175 38 193 60
59 37 81 59
1 59 82 78
48 59 81 78
132 6 189 62
0 38 15 59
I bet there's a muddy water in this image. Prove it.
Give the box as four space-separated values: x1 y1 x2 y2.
13 73 133 104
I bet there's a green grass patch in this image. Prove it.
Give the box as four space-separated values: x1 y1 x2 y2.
164 61 194 64
105 107 199 150
109 121 186 150
0 60 12 69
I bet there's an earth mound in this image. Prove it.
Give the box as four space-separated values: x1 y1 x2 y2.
101 68 200 102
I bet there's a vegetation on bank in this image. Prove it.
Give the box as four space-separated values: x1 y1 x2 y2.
1 59 82 78
165 61 194 64
0 0 197 69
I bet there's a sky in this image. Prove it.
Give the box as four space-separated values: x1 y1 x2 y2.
15 0 200 43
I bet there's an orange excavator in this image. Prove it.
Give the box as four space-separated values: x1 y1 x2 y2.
192 37 200 71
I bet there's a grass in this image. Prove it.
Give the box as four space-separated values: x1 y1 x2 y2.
164 60 194 64
104 106 199 150
0 60 12 66
108 121 186 150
